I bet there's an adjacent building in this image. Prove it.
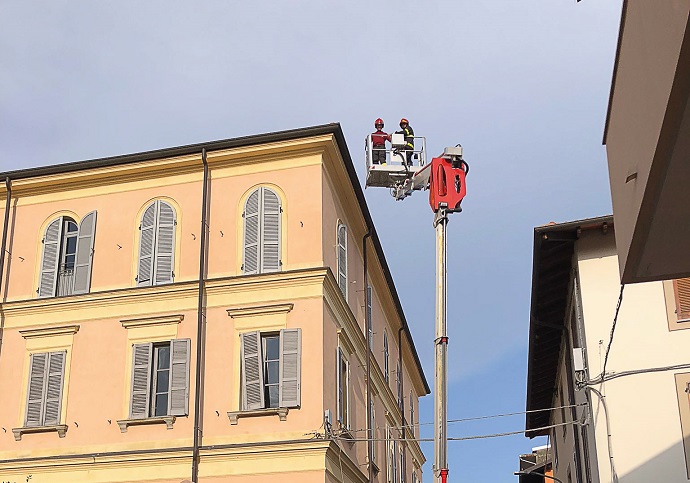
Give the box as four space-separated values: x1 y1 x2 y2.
0 123 429 483
603 0 690 284
526 216 690 482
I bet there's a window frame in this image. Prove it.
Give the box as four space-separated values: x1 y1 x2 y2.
38 212 97 298
129 338 190 420
262 333 281 409
151 343 172 418
337 222 348 298
239 329 301 411
337 346 350 428
242 186 282 275
23 350 66 427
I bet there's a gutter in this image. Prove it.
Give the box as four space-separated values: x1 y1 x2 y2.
192 149 210 483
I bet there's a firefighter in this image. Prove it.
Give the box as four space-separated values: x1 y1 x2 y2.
370 118 391 165
396 118 415 165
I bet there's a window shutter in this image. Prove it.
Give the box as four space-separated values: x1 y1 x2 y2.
279 328 301 408
243 190 260 275
25 353 48 427
73 211 97 295
130 343 153 419
154 201 176 285
38 218 63 297
337 224 348 297
261 188 281 273
240 331 265 410
675 278 690 319
43 351 66 426
137 204 156 286
169 338 190 416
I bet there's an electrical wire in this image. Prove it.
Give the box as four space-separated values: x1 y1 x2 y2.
597 284 625 382
584 362 690 386
331 419 581 444
344 402 587 434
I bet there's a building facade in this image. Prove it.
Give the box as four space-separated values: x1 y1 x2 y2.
526 216 690 482
0 124 428 483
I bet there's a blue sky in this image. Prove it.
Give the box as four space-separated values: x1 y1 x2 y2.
0 1 622 480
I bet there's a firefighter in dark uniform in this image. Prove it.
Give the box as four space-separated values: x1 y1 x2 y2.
396 118 415 165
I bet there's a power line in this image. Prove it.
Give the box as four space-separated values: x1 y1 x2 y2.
331 419 580 444
600 284 625 381
345 402 588 434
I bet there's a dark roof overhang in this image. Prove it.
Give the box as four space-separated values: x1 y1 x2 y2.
525 215 613 437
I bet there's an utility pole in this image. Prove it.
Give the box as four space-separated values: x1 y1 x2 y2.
434 207 449 483
365 133 467 483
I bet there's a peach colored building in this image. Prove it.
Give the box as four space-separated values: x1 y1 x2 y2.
0 124 428 483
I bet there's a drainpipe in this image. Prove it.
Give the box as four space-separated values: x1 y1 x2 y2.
0 178 11 297
363 230 372 482
192 149 210 483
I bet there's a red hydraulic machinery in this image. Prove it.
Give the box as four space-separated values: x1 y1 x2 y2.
364 135 469 483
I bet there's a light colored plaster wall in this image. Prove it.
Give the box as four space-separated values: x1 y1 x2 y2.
577 229 690 482
3 174 204 300
1 157 325 302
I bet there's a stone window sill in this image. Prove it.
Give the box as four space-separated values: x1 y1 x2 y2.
227 407 289 425
117 416 176 433
12 424 68 441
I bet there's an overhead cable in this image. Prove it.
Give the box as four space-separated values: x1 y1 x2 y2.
331 419 581 444
345 402 588 434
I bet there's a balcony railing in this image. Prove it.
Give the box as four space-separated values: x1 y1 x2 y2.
56 267 75 297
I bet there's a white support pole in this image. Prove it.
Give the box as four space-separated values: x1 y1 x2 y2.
433 207 449 482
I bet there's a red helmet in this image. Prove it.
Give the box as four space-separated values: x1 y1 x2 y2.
374 118 384 128
400 118 409 125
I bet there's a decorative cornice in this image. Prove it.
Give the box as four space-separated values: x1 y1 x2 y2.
19 325 79 339
121 314 184 329
0 268 329 319
226 303 294 319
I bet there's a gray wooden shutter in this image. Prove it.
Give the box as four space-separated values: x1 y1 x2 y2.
243 190 260 275
240 331 265 410
38 218 63 297
154 201 176 285
25 353 48 426
43 351 66 426
137 204 156 286
337 224 347 297
261 188 281 273
73 211 97 295
279 328 301 408
169 338 190 416
130 343 153 419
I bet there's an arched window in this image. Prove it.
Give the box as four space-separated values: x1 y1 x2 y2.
242 187 281 275
137 200 176 286
38 212 97 297
337 223 347 297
